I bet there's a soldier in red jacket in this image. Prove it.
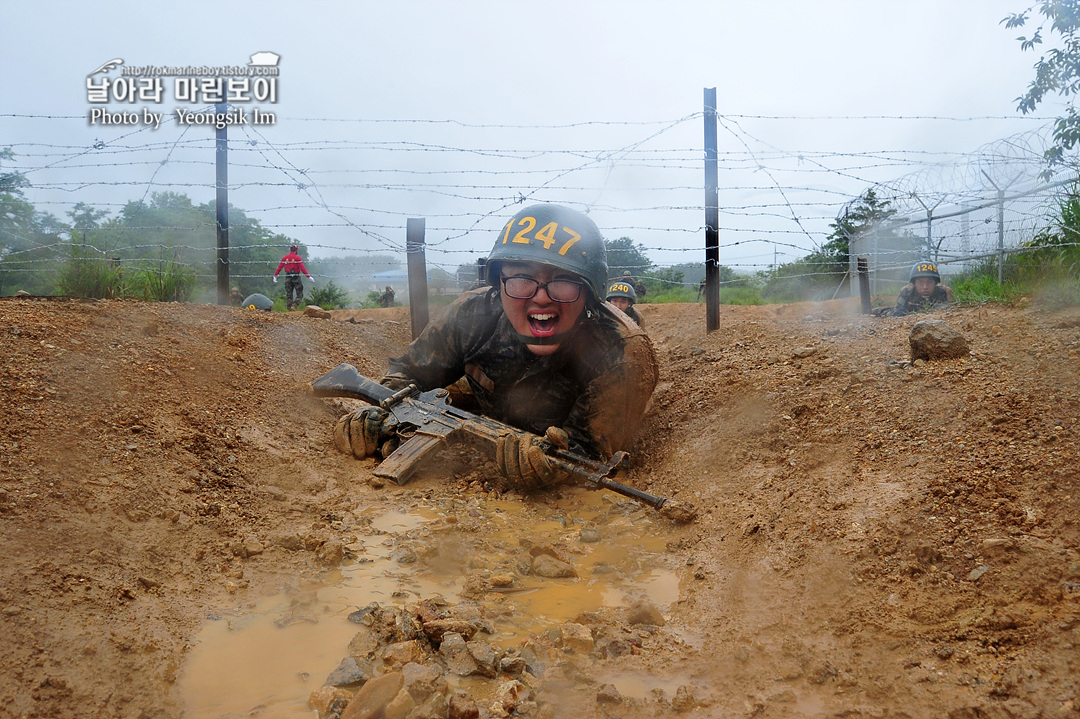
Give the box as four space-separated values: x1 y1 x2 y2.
273 244 314 311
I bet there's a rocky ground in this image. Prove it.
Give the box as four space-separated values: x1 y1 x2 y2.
0 295 1078 719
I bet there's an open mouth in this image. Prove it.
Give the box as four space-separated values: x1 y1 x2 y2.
527 311 560 337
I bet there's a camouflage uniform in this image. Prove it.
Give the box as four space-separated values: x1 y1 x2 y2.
891 283 953 317
284 273 304 310
383 287 658 460
611 303 644 328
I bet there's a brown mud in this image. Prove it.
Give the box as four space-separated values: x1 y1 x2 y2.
0 296 1078 718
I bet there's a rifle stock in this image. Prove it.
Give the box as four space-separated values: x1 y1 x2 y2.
309 363 668 509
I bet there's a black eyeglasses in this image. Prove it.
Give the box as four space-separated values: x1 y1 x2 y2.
500 275 585 303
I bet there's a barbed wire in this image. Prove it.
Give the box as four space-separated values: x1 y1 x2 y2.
3 111 1078 287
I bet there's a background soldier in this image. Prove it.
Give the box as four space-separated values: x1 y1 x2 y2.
378 285 396 307
334 203 658 490
606 280 643 327
890 261 954 317
273 244 314 311
622 270 647 300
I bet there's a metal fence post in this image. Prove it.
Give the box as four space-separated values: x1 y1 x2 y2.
406 218 429 339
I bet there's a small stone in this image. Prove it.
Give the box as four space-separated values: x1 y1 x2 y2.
659 500 697 524
909 320 970 361
440 633 480 676
309 686 354 715
492 680 531 715
499 655 527 676
326 656 368 687
304 305 332 319
981 538 1013 554
558 622 594 653
672 685 697 712
383 688 416 719
579 528 602 543
627 600 665 627
466 641 498 678
383 640 424 668
422 619 478 643
531 554 577 579
596 684 622 704
968 565 991 582
448 693 480 719
341 671 403 719
401 662 444 702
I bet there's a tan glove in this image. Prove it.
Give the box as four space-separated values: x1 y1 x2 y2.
495 427 570 490
334 406 389 459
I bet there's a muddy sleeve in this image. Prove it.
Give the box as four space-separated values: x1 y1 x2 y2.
385 305 468 391
383 290 494 391
891 285 913 317
564 325 658 459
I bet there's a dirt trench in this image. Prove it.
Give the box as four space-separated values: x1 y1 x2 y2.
0 296 1078 719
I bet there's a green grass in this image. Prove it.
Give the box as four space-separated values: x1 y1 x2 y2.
55 244 123 299
950 273 1021 305
639 283 766 305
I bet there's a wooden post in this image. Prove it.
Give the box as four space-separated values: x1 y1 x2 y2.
703 88 720 333
857 257 871 314
406 218 430 339
215 102 229 305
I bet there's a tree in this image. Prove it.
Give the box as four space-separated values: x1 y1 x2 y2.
823 188 898 267
759 189 907 302
604 237 652 278
67 202 110 231
0 148 29 195
1003 2 1080 171
1 148 66 295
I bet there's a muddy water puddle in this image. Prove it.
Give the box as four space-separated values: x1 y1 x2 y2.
180 489 679 718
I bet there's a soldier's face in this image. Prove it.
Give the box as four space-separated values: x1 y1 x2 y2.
914 277 937 297
609 297 632 313
500 261 587 356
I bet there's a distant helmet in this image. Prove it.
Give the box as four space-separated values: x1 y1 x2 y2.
623 270 632 277
289 244 299 253
909 262 940 283
606 280 636 303
241 293 274 311
487 204 607 300
385 286 393 292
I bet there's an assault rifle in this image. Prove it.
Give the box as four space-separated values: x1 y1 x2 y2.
308 363 670 510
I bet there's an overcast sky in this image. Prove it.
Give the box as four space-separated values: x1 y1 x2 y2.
0 0 1063 276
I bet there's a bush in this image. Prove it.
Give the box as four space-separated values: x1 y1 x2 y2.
55 241 123 299
307 280 350 309
125 253 197 302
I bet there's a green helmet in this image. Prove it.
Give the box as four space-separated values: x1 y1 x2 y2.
241 293 274 311
487 204 607 300
606 280 636 302
909 261 941 283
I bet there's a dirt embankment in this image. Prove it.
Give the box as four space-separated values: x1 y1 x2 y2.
0 296 1078 719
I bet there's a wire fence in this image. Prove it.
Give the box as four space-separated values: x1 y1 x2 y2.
843 128 1077 295
1 110 1075 300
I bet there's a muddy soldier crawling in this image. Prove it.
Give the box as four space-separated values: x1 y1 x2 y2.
334 203 659 490
890 261 954 317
